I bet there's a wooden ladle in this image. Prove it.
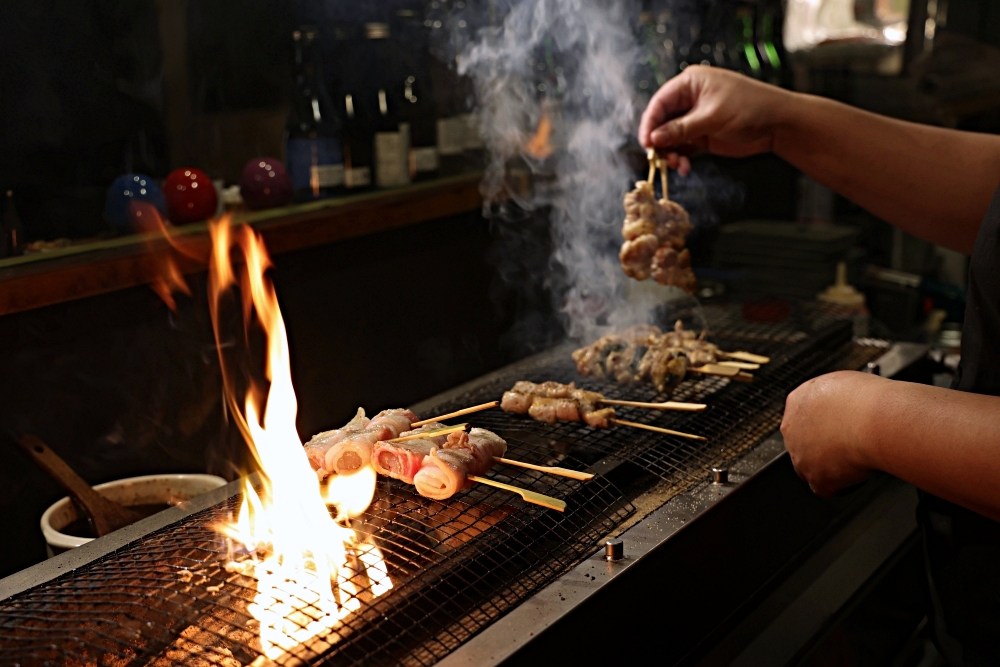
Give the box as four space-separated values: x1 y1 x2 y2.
17 434 144 537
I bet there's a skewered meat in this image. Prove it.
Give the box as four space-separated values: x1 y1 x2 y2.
304 408 418 479
305 410 510 501
372 423 450 484
501 380 616 428
303 408 369 475
619 181 697 293
572 321 717 393
327 408 418 476
413 428 508 500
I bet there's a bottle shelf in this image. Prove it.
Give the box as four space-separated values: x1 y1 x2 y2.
0 172 483 318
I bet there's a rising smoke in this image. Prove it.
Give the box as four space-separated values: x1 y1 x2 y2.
457 0 742 347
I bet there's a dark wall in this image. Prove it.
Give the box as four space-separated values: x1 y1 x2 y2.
0 208 556 577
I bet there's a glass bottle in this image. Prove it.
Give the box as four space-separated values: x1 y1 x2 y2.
341 92 373 190
366 23 410 188
285 26 345 200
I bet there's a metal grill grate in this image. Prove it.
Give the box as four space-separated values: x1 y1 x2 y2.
0 302 885 667
0 433 631 666
425 303 885 505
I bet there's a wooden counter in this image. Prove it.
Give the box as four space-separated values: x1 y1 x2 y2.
0 173 483 317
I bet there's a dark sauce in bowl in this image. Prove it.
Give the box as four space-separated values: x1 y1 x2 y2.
59 502 176 538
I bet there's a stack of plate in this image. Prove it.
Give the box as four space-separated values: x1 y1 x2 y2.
712 221 858 298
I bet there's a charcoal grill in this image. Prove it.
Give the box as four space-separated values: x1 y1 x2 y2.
0 303 917 666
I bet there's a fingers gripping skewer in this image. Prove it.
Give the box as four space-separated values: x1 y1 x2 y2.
492 456 595 481
467 475 567 512
610 418 707 442
646 147 668 200
409 401 499 428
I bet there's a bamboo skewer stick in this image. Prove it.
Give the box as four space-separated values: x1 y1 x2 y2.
720 350 771 364
690 363 743 377
610 418 707 442
717 360 760 370
409 401 499 428
600 398 707 411
468 475 567 512
388 423 467 443
647 147 657 184
492 456 594 481
661 165 668 201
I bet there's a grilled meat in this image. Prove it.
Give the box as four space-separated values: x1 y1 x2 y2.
501 380 615 428
413 428 508 500
619 181 696 293
573 321 718 393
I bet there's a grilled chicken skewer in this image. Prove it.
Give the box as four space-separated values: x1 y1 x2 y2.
573 321 759 392
502 380 706 440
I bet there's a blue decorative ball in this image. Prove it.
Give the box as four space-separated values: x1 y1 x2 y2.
104 174 167 233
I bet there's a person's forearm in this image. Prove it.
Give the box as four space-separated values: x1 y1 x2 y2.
773 93 1000 254
861 380 1000 521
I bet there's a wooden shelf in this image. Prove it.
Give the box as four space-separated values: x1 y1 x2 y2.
0 173 483 317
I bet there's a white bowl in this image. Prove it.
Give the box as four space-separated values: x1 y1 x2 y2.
41 473 227 556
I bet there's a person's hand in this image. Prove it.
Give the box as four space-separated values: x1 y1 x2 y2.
781 371 883 497
638 65 793 176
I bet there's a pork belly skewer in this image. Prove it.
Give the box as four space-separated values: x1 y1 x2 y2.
396 427 566 511
378 422 591 485
303 408 418 480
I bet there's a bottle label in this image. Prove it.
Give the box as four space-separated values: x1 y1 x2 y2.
461 113 485 150
437 118 465 156
345 166 371 188
286 138 344 193
375 131 410 188
312 164 345 187
412 147 440 173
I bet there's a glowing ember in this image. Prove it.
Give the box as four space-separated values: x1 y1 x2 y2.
207 216 391 661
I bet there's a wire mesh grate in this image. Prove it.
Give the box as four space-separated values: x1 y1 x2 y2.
0 302 886 666
426 302 886 506
0 430 631 666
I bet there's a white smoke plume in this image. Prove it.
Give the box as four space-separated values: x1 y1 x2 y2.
458 0 739 346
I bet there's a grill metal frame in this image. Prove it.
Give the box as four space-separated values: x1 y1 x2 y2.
0 306 920 667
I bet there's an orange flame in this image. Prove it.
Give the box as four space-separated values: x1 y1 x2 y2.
207 215 391 660
524 107 553 160
130 201 195 312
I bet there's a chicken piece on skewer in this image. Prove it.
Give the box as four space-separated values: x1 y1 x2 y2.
501 380 616 428
619 180 697 293
413 428 508 500
573 321 719 393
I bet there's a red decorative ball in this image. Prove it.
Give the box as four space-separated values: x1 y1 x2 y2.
164 167 218 224
240 158 293 210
